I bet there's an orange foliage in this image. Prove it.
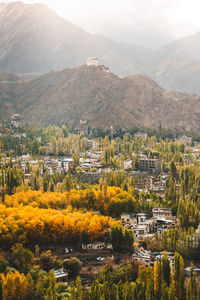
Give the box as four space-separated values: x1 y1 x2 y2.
2 271 31 300
5 186 136 217
0 204 118 248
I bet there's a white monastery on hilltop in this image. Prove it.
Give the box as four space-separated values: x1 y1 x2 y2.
86 57 110 72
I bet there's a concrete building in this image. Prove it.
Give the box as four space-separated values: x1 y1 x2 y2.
152 208 172 218
121 213 137 226
58 158 74 172
139 158 161 174
132 250 153 267
132 250 174 268
82 242 113 250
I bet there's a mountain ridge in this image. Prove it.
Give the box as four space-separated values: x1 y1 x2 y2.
1 63 200 134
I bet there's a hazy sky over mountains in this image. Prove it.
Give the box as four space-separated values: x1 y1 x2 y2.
2 0 200 48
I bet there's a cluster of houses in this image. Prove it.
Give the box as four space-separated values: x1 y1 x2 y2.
121 208 176 239
134 174 168 194
132 249 174 268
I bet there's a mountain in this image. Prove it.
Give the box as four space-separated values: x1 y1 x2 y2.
1 2 200 94
152 32 200 93
0 1 150 76
1 63 200 134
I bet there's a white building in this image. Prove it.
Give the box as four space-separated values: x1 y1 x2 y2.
86 57 100 67
134 132 147 139
82 242 105 250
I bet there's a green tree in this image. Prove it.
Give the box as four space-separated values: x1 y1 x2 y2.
46 270 57 300
63 257 82 278
0 275 4 300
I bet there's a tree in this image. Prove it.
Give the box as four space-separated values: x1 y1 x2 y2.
63 257 83 278
46 270 57 300
174 252 185 300
111 224 124 252
35 245 40 259
168 280 176 300
81 230 90 246
0 276 4 300
186 263 197 300
89 280 101 300
169 159 177 180
43 171 50 192
12 244 34 274
111 225 134 252
162 255 171 286
39 250 56 272
161 281 169 300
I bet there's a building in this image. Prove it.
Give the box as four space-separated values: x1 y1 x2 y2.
86 57 110 72
139 158 161 174
79 171 101 183
58 158 74 172
82 242 106 250
132 250 154 267
11 113 20 127
134 132 147 139
121 213 155 237
153 208 176 230
86 139 98 149
133 225 148 238
124 159 132 170
132 250 174 268
86 57 100 67
54 268 68 281
121 213 137 226
152 208 172 218
185 266 200 276
178 136 192 145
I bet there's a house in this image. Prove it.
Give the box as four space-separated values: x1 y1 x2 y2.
82 242 106 250
132 225 148 238
54 268 68 281
121 213 137 226
124 159 132 170
86 139 98 149
132 250 154 267
134 132 147 140
153 208 176 230
185 266 200 276
133 250 174 268
178 136 192 145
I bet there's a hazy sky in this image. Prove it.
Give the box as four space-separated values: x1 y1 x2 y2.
2 0 200 48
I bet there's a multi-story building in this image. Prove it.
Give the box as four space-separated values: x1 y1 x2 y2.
152 208 172 218
121 213 137 226
139 158 161 174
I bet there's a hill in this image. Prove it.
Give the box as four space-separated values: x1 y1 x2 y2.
1 63 200 134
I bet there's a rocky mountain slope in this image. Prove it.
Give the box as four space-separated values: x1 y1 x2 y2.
2 2 200 93
1 64 200 134
151 32 200 93
0 1 150 76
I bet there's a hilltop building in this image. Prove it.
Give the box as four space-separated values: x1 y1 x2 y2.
86 57 110 72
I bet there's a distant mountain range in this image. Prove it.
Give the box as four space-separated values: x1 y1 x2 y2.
1 2 200 93
1 64 200 134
